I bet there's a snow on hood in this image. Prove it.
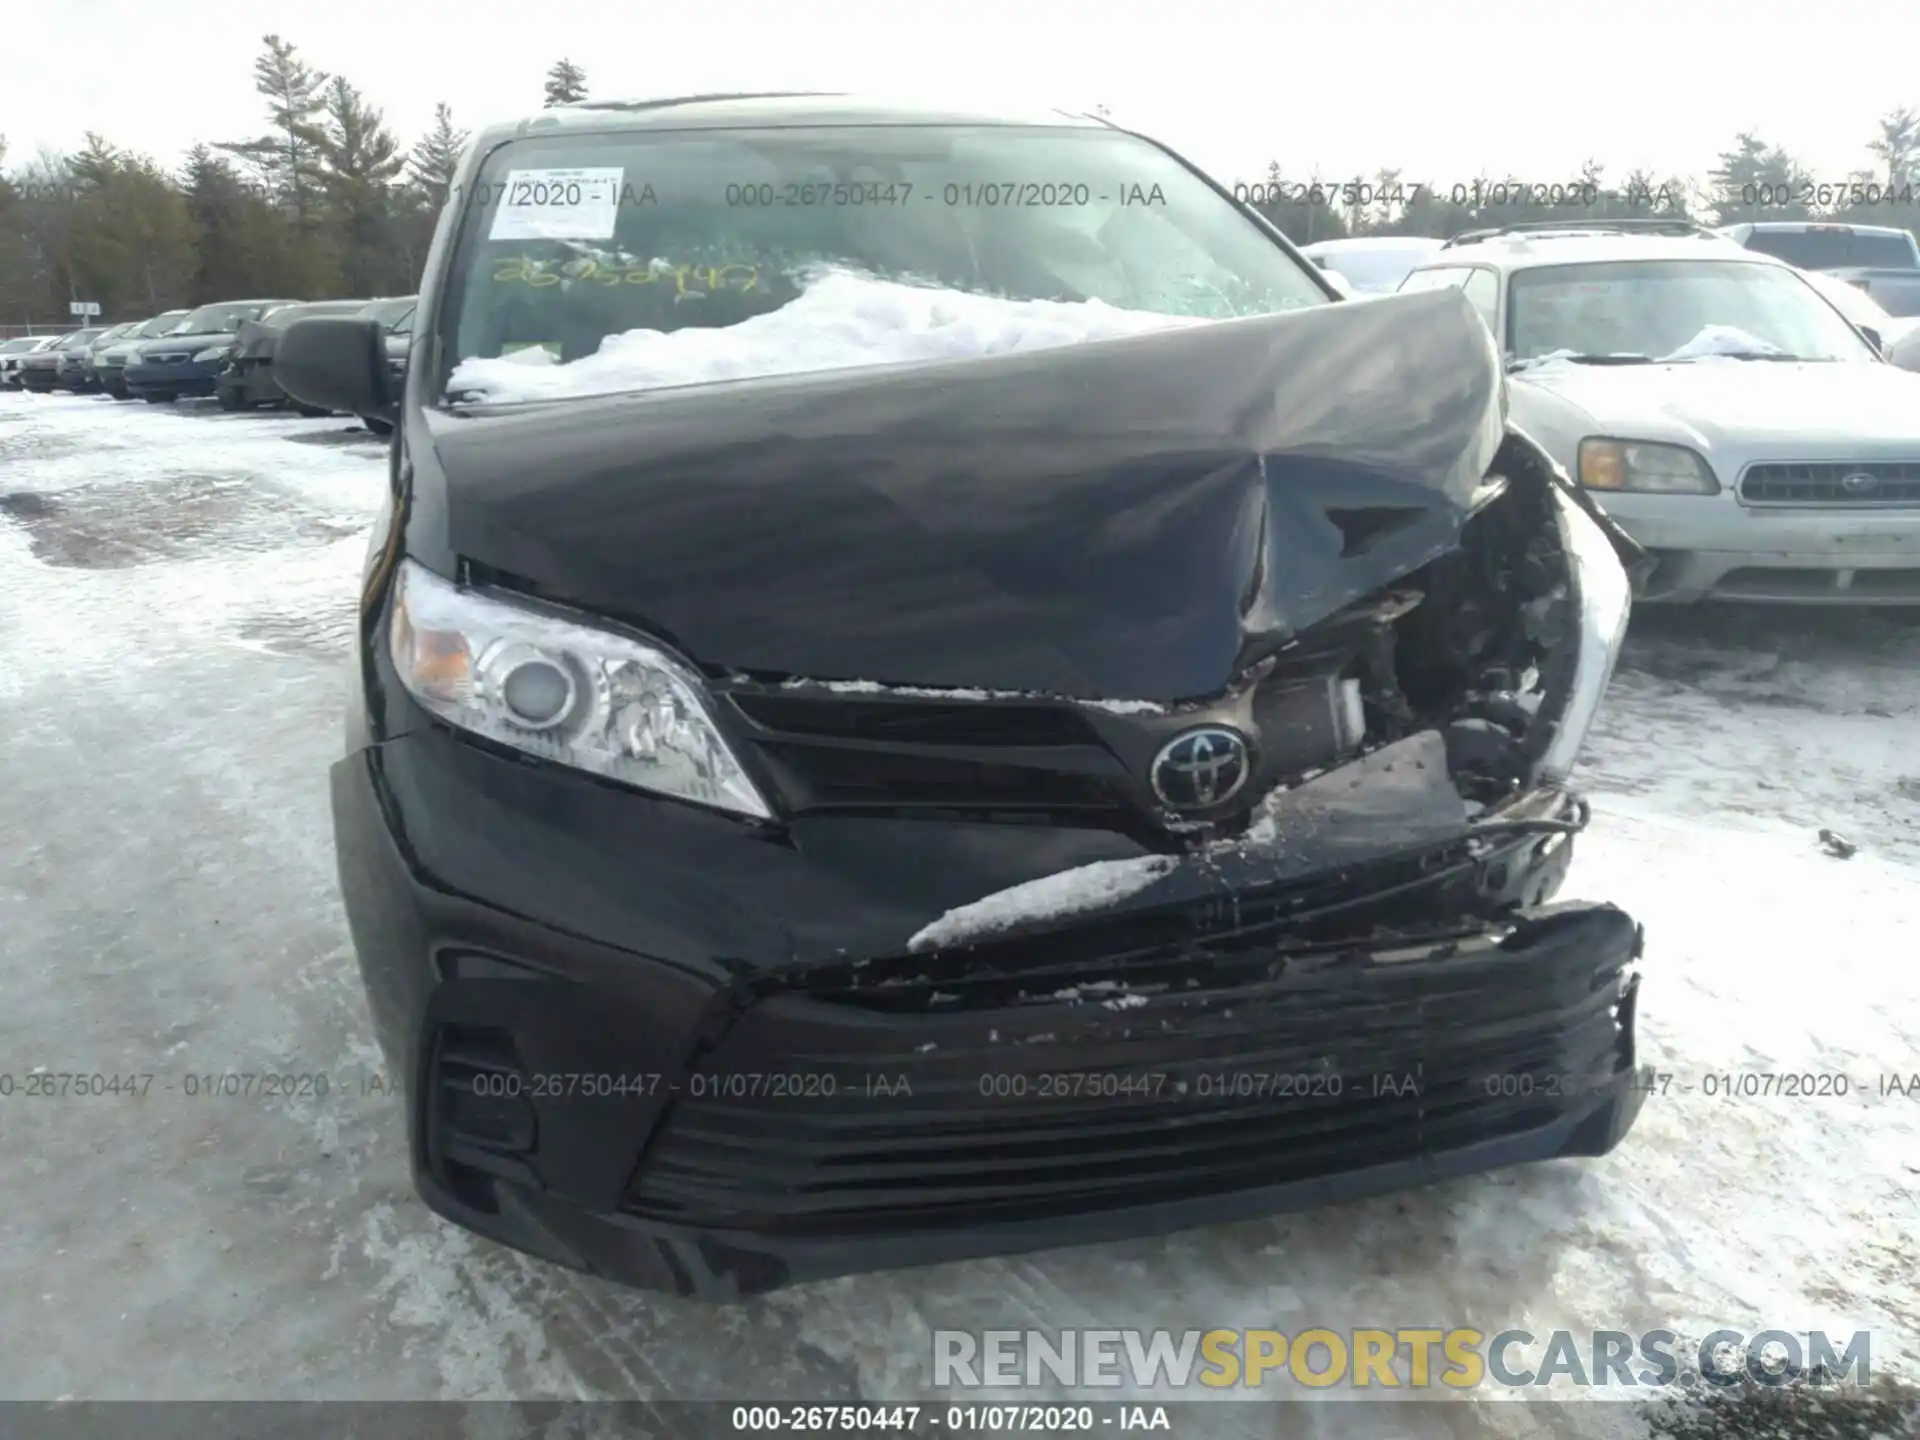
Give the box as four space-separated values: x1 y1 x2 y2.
1657 325 1783 361
447 267 1206 404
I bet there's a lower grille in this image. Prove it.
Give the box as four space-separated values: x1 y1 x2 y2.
624 905 1640 1235
1739 461 1920 507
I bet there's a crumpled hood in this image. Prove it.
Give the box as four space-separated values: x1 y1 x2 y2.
231 317 288 363
1515 358 1920 453
416 288 1505 700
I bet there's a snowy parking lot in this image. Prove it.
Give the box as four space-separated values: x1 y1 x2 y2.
1 389 1916 1436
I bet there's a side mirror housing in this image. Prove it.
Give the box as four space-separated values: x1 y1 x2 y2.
1321 268 1355 298
1857 324 1885 357
277 317 393 418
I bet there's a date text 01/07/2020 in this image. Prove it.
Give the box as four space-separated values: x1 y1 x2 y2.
727 1404 1174 1433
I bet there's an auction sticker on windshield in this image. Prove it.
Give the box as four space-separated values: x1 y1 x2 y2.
488 168 625 241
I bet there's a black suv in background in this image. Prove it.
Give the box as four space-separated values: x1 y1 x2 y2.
217 300 375 411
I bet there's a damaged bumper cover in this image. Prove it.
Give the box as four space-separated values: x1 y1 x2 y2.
334 732 1643 1297
337 290 1645 1296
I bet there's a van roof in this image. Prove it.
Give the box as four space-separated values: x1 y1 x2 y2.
473 93 1108 148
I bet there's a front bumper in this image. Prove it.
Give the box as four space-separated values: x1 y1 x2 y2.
334 715 1645 1298
1597 490 1920 603
124 357 219 396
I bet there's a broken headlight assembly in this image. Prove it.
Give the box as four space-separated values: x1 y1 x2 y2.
1538 487 1631 784
387 558 773 819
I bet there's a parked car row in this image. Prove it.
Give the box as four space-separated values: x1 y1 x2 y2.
2 296 417 427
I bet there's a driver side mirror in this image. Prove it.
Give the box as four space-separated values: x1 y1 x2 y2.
1319 268 1355 298
1857 324 1885 357
276 317 393 418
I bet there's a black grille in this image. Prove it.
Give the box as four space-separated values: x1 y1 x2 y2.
725 687 1146 824
624 906 1640 1234
1739 461 1920 506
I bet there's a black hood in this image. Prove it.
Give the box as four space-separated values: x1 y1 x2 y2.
415 288 1505 700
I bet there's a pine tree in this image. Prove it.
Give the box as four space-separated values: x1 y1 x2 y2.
543 59 589 107
1867 107 1920 191
219 35 330 221
407 102 469 207
314 76 406 295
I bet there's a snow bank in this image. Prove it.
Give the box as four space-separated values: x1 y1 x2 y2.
907 856 1179 952
447 268 1204 404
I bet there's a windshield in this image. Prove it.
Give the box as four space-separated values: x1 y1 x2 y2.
1737 228 1917 269
360 297 418 328
172 302 275 336
134 312 190 337
439 124 1329 404
61 330 104 349
1506 260 1878 362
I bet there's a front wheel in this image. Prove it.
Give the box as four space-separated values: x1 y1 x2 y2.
142 392 175 404
359 415 394 436
216 388 244 411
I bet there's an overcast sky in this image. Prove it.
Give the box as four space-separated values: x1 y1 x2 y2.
4 0 1915 192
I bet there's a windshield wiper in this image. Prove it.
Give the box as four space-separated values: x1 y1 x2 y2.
1707 351 1826 362
1508 352 1655 372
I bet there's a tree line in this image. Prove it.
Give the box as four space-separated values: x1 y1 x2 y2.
1 38 1916 329
0 44 589 329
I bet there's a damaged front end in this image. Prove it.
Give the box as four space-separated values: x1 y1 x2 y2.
610 430 1646 1274
362 288 1648 1295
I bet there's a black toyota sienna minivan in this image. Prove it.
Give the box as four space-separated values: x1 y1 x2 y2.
275 93 1648 1299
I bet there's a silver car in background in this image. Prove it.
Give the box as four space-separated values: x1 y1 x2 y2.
1400 220 1920 605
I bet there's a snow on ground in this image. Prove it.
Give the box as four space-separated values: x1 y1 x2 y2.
0 390 1916 1437
447 267 1202 404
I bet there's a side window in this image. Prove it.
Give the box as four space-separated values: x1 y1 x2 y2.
1461 269 1500 332
1398 266 1470 293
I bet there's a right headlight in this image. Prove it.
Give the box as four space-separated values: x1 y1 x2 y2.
1578 438 1719 494
387 559 773 820
1538 488 1632 784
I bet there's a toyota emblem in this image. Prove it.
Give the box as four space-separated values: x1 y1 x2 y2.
1840 471 1880 495
1150 727 1251 811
